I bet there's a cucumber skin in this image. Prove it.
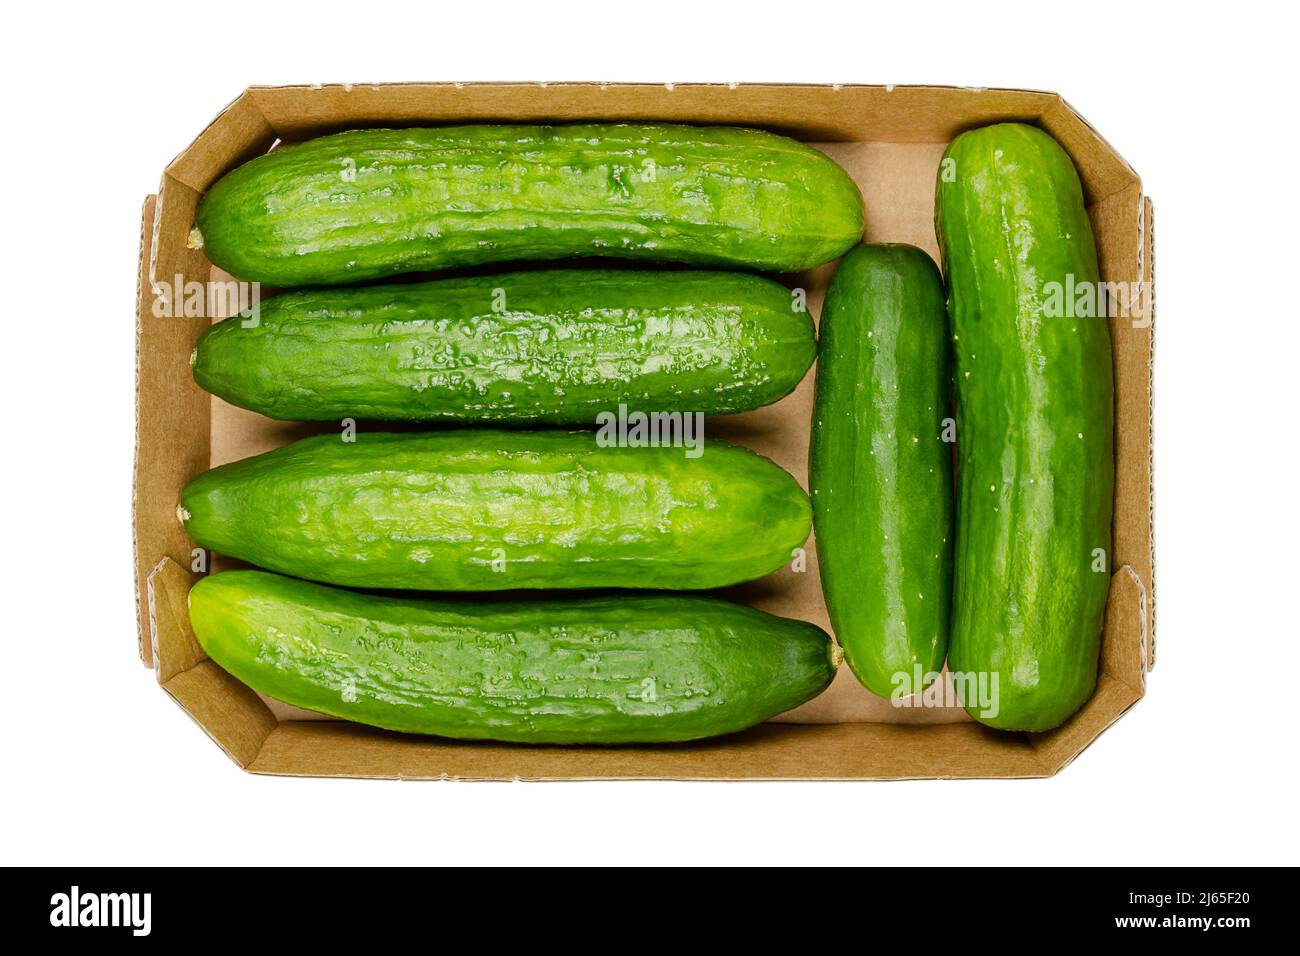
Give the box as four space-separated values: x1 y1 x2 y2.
189 570 837 744
809 244 953 699
936 124 1114 731
180 430 811 592
195 124 865 286
193 270 814 424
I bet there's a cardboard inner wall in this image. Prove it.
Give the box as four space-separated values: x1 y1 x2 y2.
134 84 1155 779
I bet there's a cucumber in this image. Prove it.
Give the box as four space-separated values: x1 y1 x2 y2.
189 570 838 744
809 244 953 699
935 123 1114 731
193 124 864 286
179 429 811 591
192 269 815 424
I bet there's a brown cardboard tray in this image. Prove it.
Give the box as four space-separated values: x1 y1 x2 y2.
135 83 1154 779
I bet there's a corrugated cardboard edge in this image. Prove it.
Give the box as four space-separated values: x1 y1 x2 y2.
134 83 1155 779
134 181 211 669
133 195 156 665
1143 197 1157 670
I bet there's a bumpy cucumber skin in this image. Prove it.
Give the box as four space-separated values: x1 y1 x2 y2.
194 124 865 285
193 270 815 424
810 244 953 699
936 124 1114 732
180 430 811 592
189 570 837 744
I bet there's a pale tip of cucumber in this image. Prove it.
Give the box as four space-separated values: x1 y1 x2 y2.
189 347 198 368
176 504 191 524
187 227 204 250
830 641 844 671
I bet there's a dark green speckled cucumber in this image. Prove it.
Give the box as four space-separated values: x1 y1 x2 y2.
192 269 815 424
189 570 839 744
194 124 865 285
809 244 953 699
936 123 1114 732
179 429 811 592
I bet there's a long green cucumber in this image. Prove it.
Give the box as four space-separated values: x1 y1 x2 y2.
190 570 837 744
179 430 810 591
936 123 1114 731
194 124 865 285
809 243 953 699
192 269 814 423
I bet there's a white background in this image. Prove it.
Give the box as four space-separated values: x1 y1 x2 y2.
4 0 1296 866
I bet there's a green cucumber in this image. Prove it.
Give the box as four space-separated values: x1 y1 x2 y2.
179 429 810 591
191 570 838 744
193 124 864 286
189 570 838 744
936 123 1114 731
192 269 814 424
809 243 953 699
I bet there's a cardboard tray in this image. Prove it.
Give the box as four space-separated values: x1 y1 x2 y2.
134 83 1155 779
